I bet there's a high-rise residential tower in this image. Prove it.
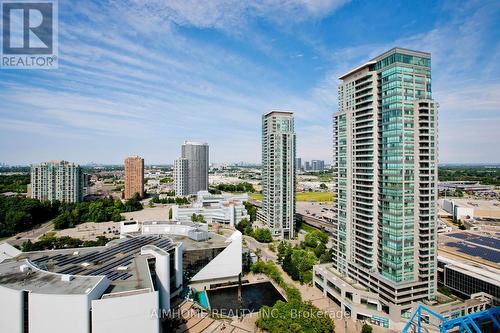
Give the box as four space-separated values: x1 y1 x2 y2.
182 141 209 194
173 158 188 196
174 141 209 196
261 111 296 239
30 160 85 203
124 156 144 199
295 157 302 171
311 160 325 172
313 48 438 326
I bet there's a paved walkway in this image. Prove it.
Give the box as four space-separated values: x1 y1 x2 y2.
171 300 252 333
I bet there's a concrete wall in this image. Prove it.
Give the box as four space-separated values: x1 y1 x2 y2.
454 206 474 220
0 286 23 333
442 199 454 215
141 222 208 240
29 293 91 333
191 231 242 282
92 291 160 333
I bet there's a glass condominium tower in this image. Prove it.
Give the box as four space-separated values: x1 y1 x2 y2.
332 48 437 316
262 111 296 240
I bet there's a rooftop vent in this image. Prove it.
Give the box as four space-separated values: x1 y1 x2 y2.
61 274 74 282
20 264 31 273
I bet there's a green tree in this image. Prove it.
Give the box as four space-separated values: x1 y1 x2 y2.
361 324 373 333
123 193 143 212
168 208 173 220
0 174 30 193
243 201 257 222
314 242 327 258
291 249 317 283
236 218 251 233
252 228 272 243
191 213 205 223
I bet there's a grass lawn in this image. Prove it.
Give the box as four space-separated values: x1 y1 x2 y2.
296 192 333 202
299 223 321 233
249 192 333 202
249 193 263 200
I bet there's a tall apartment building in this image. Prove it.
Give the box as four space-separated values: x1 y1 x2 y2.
173 141 209 196
173 158 188 196
311 160 325 172
314 48 438 326
261 111 296 239
124 156 144 199
295 157 302 171
30 160 84 203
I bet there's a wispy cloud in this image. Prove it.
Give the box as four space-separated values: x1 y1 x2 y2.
0 0 498 164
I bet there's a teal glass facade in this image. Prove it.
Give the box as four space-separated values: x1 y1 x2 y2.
333 48 438 308
376 54 435 283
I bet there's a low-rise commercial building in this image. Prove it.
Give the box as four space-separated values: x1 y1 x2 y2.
439 181 495 194
0 225 242 333
442 199 475 221
172 191 250 227
437 255 499 303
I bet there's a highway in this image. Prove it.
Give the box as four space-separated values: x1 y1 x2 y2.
248 198 335 233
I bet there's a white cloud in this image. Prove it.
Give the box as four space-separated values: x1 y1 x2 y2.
115 0 350 32
1 0 498 164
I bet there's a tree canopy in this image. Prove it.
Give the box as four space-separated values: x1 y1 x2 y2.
251 260 335 333
0 195 59 237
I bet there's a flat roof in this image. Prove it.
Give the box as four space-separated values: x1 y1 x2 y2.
171 233 228 251
438 232 500 268
369 47 430 62
338 60 376 80
438 255 500 286
5 233 229 294
0 259 105 295
443 198 500 210
339 47 431 80
14 235 177 293
264 110 294 117
183 141 208 146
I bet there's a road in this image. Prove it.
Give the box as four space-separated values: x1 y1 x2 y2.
5 220 54 246
298 213 336 234
249 198 335 233
243 235 277 261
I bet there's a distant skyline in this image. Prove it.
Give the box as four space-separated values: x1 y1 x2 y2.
1 0 499 164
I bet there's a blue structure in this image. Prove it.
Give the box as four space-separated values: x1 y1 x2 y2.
402 305 500 333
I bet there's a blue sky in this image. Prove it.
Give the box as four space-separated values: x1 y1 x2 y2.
1 0 499 165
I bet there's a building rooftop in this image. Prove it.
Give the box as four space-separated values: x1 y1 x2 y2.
264 110 294 117
0 259 105 295
183 141 208 146
443 198 500 210
2 231 230 296
170 233 228 251
12 235 177 293
339 47 431 79
369 47 430 62
438 254 500 287
438 231 500 268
